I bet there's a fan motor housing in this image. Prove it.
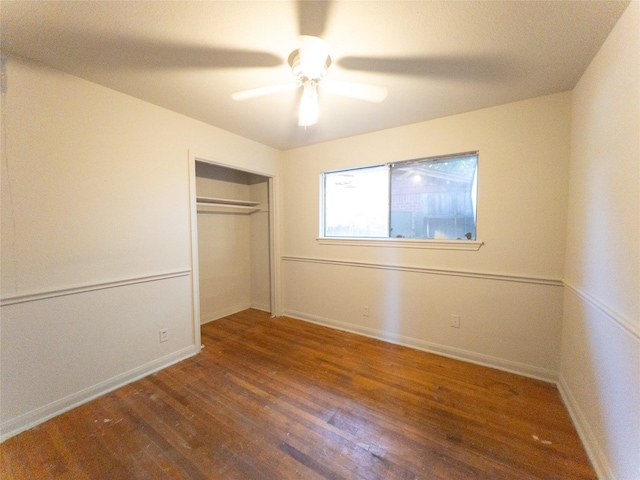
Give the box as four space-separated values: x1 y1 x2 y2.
288 49 332 82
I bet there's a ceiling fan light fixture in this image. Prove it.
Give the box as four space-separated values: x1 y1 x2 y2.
298 80 319 126
288 49 331 83
294 35 331 80
231 35 387 128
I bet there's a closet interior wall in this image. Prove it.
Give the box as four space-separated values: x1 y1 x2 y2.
195 161 270 324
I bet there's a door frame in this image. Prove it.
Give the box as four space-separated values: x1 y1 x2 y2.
187 150 279 349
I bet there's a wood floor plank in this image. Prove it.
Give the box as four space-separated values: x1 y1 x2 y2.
1 309 596 479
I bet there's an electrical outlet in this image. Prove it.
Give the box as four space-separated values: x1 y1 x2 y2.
363 306 370 317
159 328 168 343
450 314 460 328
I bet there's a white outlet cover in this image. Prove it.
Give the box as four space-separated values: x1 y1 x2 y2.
159 328 168 342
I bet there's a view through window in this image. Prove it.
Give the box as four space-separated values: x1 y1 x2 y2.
323 152 478 240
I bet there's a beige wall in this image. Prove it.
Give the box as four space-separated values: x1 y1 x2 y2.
0 55 279 438
280 92 572 380
196 170 252 323
195 164 271 322
2 7 637 477
559 2 640 478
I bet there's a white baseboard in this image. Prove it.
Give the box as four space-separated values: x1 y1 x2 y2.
0 345 198 442
200 303 252 324
282 309 558 383
558 375 613 480
250 302 271 314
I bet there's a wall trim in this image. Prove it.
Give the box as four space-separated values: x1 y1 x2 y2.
316 237 484 251
282 309 558 383
282 255 563 287
200 303 252 325
564 281 639 342
251 302 272 314
0 270 192 307
200 304 272 326
557 375 614 480
0 345 199 442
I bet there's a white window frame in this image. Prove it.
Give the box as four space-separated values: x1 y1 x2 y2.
318 152 483 251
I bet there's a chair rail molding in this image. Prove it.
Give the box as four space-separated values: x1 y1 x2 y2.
563 281 639 342
282 255 563 287
0 270 192 307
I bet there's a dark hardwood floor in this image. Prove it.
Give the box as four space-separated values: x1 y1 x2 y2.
1 309 596 479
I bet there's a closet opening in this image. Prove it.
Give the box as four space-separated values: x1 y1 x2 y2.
188 156 275 348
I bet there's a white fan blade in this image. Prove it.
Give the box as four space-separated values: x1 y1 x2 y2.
321 81 388 103
232 82 300 101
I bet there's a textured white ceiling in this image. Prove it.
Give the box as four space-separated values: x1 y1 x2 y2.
1 1 630 150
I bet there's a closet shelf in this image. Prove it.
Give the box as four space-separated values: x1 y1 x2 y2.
196 197 264 214
196 196 260 207
197 203 262 214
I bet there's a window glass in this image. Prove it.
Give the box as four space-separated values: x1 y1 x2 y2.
390 155 477 240
324 165 388 237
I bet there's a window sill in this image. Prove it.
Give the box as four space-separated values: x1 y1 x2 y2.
316 237 484 251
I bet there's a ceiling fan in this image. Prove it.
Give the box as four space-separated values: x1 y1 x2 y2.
231 36 388 127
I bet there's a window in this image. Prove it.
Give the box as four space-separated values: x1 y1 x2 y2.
324 165 389 237
322 152 478 241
